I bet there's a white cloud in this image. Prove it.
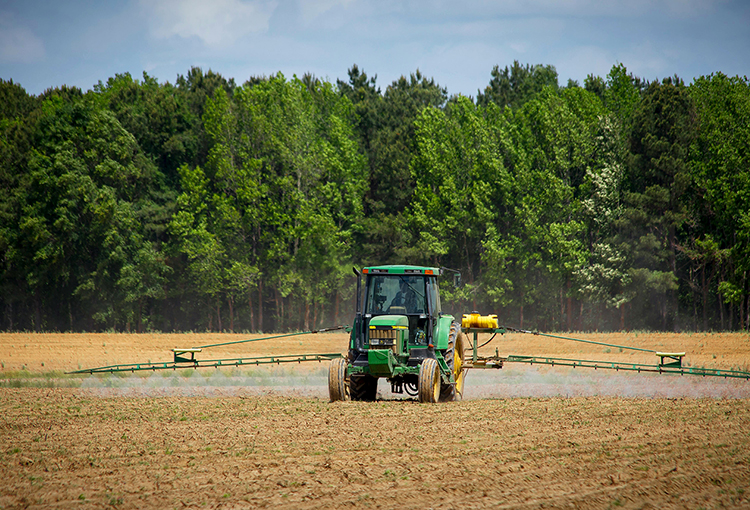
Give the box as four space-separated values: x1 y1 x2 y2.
142 0 278 48
0 15 45 64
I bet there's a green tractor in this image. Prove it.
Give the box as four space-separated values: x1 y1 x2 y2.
328 265 466 403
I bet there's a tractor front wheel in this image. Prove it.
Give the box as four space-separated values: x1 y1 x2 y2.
328 357 349 402
418 358 440 403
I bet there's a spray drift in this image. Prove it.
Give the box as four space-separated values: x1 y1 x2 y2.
70 266 750 401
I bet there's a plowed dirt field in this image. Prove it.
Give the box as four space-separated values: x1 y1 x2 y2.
1 331 750 509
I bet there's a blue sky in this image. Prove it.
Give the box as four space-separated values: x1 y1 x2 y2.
1 0 748 97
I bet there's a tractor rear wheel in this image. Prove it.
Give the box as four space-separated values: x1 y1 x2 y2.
454 332 467 397
418 358 440 403
349 374 378 401
440 322 466 402
328 357 349 402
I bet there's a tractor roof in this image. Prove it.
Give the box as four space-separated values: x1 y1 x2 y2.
362 265 441 276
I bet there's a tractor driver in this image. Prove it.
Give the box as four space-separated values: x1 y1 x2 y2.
390 277 418 313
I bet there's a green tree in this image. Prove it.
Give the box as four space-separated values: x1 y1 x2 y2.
15 90 165 330
170 75 366 331
477 61 559 110
337 64 382 163
688 73 750 330
94 72 197 187
575 115 633 328
368 70 447 215
169 164 229 330
604 64 644 129
0 80 40 329
505 87 606 328
410 96 509 299
617 77 698 330
350 70 447 268
584 74 606 101
175 67 236 170
410 86 606 329
240 75 366 329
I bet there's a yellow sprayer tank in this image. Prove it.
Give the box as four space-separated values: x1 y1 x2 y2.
461 312 498 329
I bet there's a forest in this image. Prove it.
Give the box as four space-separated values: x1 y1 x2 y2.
1 63 749 333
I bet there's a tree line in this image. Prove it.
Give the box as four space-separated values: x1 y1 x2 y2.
1 63 749 333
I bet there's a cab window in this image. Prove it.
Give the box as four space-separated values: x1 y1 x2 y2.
365 275 427 315
427 277 441 315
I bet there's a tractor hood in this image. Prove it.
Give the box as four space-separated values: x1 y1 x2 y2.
368 315 409 328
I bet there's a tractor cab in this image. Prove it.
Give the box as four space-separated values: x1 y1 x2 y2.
363 268 441 346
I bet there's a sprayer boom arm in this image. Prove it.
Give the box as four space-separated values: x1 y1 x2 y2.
462 327 750 380
68 353 343 375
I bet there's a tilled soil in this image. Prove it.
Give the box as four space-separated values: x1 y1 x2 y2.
1 331 750 508
1 389 749 509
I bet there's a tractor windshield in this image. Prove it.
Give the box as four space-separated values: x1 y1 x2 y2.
365 275 427 315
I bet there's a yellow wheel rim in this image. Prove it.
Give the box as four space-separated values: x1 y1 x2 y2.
431 365 440 402
454 334 465 398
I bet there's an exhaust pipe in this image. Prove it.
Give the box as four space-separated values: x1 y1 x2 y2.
353 267 362 315
353 267 364 351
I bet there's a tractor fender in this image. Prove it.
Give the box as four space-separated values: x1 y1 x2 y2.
433 315 455 350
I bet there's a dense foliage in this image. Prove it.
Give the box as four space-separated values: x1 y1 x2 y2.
1 64 749 332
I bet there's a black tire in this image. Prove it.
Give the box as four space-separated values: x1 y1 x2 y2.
328 357 349 402
349 374 378 401
345 348 377 401
418 358 440 403
439 322 466 402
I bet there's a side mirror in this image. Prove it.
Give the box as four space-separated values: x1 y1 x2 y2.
440 267 462 288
